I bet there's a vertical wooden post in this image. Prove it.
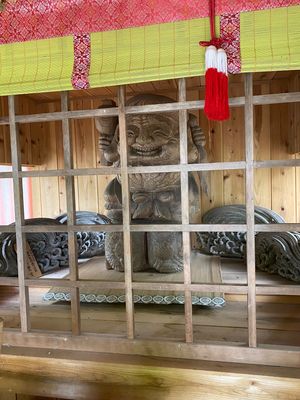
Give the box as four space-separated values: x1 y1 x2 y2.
118 86 135 339
61 92 81 335
8 95 30 332
244 73 257 348
178 78 193 343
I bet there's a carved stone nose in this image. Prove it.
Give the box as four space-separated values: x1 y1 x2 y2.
136 133 152 145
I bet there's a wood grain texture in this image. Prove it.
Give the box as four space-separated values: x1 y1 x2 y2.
0 354 300 400
8 95 30 333
118 85 135 339
61 92 81 336
9 87 298 222
244 73 257 348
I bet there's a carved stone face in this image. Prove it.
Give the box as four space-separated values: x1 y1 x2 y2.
95 94 203 167
120 113 180 166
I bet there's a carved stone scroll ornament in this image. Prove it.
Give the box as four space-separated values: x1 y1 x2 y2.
196 205 285 259
196 205 300 282
56 211 110 258
96 94 207 273
255 232 300 282
0 218 67 277
0 212 110 277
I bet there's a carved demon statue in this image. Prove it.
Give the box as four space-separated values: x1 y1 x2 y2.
95 94 206 273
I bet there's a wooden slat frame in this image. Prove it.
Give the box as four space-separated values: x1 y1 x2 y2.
244 73 257 348
1 90 300 126
178 78 193 343
2 74 300 367
8 95 30 332
1 158 299 180
3 331 300 368
61 92 81 335
118 85 135 339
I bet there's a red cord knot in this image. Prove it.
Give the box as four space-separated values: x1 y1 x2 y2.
199 36 229 49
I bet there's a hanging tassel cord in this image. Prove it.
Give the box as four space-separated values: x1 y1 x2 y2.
199 0 229 49
199 0 230 122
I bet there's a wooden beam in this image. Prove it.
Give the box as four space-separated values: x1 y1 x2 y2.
61 92 81 336
118 86 135 340
1 354 300 400
1 91 300 128
0 226 15 233
8 95 30 333
178 78 193 343
18 222 300 234
3 333 300 368
253 91 300 105
244 73 257 348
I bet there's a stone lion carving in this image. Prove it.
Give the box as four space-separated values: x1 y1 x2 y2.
95 94 207 273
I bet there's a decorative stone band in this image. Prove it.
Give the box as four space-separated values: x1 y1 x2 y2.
44 291 226 308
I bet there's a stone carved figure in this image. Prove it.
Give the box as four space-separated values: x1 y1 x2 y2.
95 94 207 273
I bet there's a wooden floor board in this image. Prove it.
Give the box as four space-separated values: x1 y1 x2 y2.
0 258 299 348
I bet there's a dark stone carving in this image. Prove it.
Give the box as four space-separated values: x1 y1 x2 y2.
56 211 110 258
0 218 67 276
255 232 300 282
0 212 110 277
196 205 285 258
96 94 207 273
196 205 300 283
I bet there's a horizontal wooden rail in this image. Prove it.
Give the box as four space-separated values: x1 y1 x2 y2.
255 223 300 232
1 91 300 127
253 91 300 105
3 332 300 368
2 159 300 181
1 277 299 297
3 223 300 234
0 225 16 232
254 159 300 168
19 167 121 178
0 277 19 286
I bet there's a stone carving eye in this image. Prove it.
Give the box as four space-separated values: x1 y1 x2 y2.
152 129 168 138
128 130 135 137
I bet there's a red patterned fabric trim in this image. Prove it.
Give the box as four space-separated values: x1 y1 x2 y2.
71 33 91 90
220 13 241 74
216 0 300 14
1 0 300 45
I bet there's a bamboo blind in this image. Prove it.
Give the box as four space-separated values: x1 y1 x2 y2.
0 74 300 366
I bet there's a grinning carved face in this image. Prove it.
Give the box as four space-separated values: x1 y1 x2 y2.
95 94 203 167
123 113 180 166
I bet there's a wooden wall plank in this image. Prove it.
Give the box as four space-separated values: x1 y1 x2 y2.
222 85 245 208
254 83 272 209
17 96 32 165
0 97 11 164
73 99 99 213
270 79 296 223
288 71 300 154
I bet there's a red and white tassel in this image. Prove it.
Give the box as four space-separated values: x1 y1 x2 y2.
216 48 229 121
203 46 230 121
203 45 218 121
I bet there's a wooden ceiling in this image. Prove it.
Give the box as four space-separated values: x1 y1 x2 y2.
25 70 296 103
